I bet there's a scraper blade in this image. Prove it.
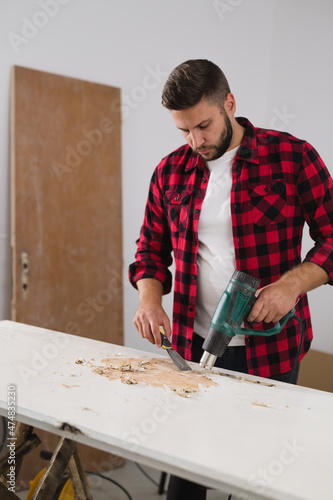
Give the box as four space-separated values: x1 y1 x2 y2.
159 327 192 371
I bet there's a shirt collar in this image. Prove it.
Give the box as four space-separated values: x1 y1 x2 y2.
184 116 259 171
235 117 259 165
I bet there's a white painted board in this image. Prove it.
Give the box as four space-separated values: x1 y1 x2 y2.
0 320 332 500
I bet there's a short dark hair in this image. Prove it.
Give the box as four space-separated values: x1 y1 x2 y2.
161 59 231 111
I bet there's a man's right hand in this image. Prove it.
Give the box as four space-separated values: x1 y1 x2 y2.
133 279 172 347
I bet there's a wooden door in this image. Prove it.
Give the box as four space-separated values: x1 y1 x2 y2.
11 66 124 482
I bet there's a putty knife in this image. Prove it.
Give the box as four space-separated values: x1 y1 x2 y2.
159 327 192 371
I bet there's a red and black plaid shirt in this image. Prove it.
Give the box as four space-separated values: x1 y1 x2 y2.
129 117 333 377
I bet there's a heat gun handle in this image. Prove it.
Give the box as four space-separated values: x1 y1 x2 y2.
240 307 296 336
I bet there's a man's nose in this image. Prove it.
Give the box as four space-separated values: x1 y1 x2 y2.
190 130 205 149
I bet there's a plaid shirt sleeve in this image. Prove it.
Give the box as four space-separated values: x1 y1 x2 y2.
298 142 333 282
129 166 173 294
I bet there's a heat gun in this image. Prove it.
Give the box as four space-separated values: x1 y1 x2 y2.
199 270 298 370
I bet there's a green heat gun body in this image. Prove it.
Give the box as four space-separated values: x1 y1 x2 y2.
199 270 297 370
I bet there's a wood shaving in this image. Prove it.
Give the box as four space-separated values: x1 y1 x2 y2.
119 362 133 372
173 387 198 398
251 401 270 408
138 360 150 368
121 377 139 385
105 360 151 372
75 358 85 364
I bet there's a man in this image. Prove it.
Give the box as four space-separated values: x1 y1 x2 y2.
129 59 333 499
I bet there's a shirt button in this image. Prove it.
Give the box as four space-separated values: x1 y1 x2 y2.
194 209 199 214
186 338 192 344
191 275 196 280
264 187 269 192
202 179 207 183
192 241 197 246
189 307 194 312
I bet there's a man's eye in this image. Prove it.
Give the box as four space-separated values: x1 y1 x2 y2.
199 125 207 129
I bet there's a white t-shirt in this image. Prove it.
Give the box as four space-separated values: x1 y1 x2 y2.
194 145 245 347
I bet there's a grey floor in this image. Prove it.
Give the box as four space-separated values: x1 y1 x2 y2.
16 460 231 499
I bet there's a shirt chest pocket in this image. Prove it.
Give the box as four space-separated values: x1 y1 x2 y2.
249 181 287 226
164 190 192 233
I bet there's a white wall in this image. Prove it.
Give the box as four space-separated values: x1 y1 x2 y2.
0 0 332 355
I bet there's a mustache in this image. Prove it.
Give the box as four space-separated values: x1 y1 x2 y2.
194 146 214 152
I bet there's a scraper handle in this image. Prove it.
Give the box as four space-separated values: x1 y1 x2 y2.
159 327 172 349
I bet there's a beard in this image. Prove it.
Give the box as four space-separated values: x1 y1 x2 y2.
195 112 233 161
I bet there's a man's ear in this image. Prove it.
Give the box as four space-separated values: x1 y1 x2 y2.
224 93 236 114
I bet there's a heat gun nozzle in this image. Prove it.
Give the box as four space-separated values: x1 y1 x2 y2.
199 351 217 370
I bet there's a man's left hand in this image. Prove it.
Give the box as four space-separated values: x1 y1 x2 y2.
247 282 298 324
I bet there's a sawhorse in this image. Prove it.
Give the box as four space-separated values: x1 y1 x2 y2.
0 422 93 500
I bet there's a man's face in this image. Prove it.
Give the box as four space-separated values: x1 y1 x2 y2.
170 98 234 161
